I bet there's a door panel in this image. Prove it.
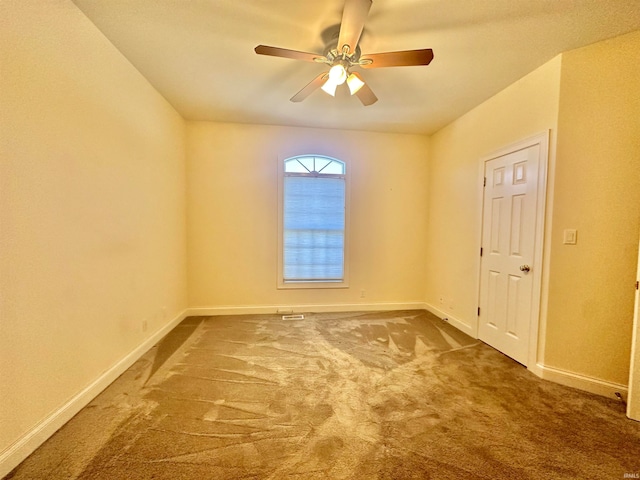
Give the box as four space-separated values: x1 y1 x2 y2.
479 145 540 365
627 233 640 421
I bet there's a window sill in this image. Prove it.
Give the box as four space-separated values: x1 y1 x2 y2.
277 280 349 290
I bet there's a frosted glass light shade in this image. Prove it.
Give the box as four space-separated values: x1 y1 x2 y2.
347 73 365 95
321 79 338 96
328 64 347 85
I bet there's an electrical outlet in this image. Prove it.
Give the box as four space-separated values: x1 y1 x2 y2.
360 289 366 298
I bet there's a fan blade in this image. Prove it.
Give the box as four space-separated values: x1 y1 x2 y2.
354 76 378 106
360 49 434 68
255 45 325 63
290 72 329 102
337 0 372 55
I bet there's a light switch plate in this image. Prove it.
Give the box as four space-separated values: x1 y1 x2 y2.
563 229 577 245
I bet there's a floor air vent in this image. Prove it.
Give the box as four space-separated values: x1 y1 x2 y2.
282 314 304 320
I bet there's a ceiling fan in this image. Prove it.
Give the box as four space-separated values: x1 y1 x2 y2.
254 0 434 106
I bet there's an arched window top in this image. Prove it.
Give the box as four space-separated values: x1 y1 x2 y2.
284 155 345 176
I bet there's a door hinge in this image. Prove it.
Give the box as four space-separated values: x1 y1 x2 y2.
477 307 481 316
483 177 487 187
480 247 483 257
636 280 639 290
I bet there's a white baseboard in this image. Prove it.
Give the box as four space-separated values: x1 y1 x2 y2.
187 302 428 317
534 363 628 400
422 304 628 401
0 309 188 479
423 303 476 337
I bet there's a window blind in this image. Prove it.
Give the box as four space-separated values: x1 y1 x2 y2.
283 176 345 282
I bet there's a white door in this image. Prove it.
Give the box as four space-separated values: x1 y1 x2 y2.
478 144 541 365
627 233 640 421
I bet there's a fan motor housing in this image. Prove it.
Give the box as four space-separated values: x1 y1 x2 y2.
323 40 362 64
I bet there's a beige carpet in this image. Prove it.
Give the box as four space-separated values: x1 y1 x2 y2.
6 310 640 479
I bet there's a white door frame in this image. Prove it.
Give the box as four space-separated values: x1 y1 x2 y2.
627 232 640 421
476 131 550 369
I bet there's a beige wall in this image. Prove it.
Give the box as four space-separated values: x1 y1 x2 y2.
544 31 640 385
425 56 562 333
187 122 429 309
0 0 187 458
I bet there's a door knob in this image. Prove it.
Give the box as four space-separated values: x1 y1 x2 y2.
519 265 531 273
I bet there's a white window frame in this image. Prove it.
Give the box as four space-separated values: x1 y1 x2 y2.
277 154 350 289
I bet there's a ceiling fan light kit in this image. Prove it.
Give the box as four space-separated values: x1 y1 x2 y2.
254 0 434 106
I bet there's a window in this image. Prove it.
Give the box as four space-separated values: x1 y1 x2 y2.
278 155 348 288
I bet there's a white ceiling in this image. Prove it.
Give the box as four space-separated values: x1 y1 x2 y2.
72 0 640 135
